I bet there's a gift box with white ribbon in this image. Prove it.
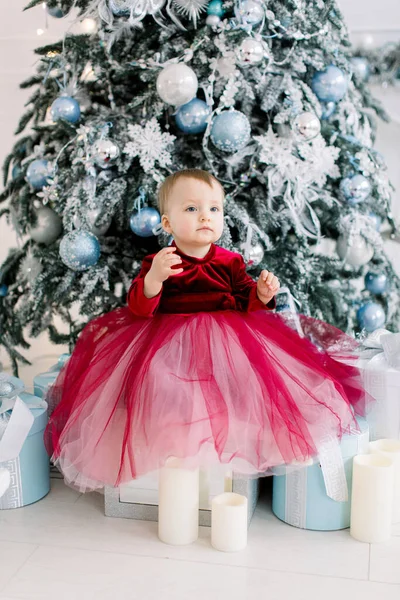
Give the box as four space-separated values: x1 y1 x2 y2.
272 418 369 531
0 375 50 509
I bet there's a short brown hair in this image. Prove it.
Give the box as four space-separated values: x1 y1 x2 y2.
158 169 224 215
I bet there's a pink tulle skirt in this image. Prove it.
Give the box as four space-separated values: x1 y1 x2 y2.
44 307 368 492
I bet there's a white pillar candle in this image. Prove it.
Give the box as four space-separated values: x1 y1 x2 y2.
369 439 400 524
350 454 394 543
158 460 199 546
211 492 248 552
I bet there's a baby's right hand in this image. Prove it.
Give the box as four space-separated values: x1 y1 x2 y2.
147 247 183 284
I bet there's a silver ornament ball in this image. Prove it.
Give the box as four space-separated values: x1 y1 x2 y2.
73 208 112 237
235 0 265 26
243 242 264 268
92 138 120 169
340 174 371 205
0 380 15 397
292 112 321 141
238 38 264 65
30 207 62 245
336 234 374 267
156 63 198 106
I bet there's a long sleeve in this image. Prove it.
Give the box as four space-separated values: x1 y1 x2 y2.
127 255 161 317
232 255 276 313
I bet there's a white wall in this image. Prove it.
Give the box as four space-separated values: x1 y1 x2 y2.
1 1 400 375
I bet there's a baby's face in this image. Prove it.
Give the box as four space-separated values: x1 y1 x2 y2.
162 177 224 247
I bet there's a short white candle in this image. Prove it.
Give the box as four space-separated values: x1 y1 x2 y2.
370 439 400 524
211 492 248 552
158 460 199 546
350 454 394 543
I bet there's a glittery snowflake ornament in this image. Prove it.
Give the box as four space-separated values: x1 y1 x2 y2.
173 0 209 26
124 118 176 177
19 248 42 284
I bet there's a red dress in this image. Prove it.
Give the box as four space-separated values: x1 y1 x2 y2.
45 243 366 492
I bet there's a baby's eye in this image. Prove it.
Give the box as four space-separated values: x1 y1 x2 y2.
210 207 220 212
186 206 197 212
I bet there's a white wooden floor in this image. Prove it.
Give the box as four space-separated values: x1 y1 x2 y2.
0 477 399 600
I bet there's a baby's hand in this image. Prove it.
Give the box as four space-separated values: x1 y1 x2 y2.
144 247 183 299
257 270 280 304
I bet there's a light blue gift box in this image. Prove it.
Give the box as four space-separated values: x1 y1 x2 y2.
272 418 369 531
0 377 50 509
33 353 70 399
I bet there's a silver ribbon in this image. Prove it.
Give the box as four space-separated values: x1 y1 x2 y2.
318 434 348 502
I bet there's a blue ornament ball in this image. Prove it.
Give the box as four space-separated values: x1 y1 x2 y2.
357 302 385 332
50 96 81 124
350 57 370 82
129 207 161 237
175 98 211 134
207 0 224 16
11 164 22 180
312 65 348 103
0 284 8 297
320 101 336 120
26 159 51 190
47 5 64 18
340 174 371 205
210 110 251 153
365 272 388 295
59 230 101 271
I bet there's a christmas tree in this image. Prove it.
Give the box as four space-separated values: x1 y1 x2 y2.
1 0 399 373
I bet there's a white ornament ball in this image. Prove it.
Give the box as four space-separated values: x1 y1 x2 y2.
73 208 112 237
292 112 321 141
92 138 120 169
156 63 198 106
206 14 220 26
243 242 264 268
30 207 62 245
238 38 264 65
336 234 374 267
235 0 265 26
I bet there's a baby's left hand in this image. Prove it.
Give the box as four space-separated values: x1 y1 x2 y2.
257 270 280 304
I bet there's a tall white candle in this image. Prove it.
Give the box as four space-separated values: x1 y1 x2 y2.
370 439 400 524
211 492 248 552
158 460 199 546
350 454 394 543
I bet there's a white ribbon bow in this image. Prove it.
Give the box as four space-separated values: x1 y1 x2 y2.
360 328 400 371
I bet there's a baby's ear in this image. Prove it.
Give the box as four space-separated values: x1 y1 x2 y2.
161 214 172 234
